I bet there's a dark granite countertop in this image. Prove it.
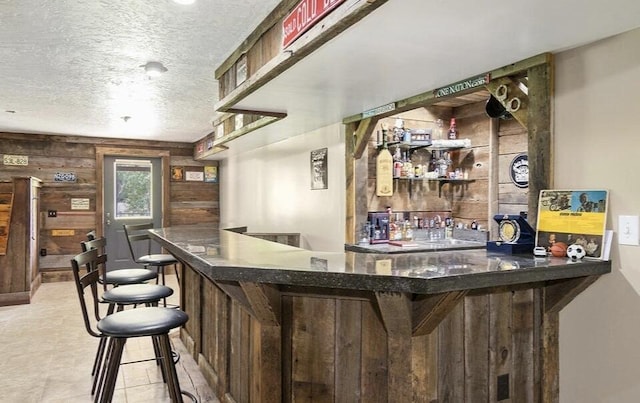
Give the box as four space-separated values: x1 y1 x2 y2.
149 225 611 295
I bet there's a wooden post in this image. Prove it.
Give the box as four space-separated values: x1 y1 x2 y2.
526 58 554 226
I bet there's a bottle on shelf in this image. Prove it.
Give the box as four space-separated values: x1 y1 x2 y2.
402 151 413 178
434 119 444 140
393 147 403 178
447 117 458 140
376 126 394 196
436 151 450 178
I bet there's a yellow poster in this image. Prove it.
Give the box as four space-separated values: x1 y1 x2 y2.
535 190 608 258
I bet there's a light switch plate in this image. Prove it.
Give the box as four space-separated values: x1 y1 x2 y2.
618 215 639 245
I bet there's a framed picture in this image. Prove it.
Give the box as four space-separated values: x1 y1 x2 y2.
185 170 204 182
171 166 184 181
204 166 218 183
310 148 328 190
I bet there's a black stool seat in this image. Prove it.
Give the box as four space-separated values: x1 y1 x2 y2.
102 268 157 286
98 307 188 337
138 253 178 265
103 284 173 305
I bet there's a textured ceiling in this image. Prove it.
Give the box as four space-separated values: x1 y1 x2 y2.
2 0 640 147
0 0 280 142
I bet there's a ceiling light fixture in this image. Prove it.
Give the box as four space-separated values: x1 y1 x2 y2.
141 61 168 77
172 0 196 5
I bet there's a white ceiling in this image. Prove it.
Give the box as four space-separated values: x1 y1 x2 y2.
2 0 640 151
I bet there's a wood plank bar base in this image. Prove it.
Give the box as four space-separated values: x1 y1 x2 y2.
150 225 610 403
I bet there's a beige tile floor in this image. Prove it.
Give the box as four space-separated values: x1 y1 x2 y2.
0 275 219 403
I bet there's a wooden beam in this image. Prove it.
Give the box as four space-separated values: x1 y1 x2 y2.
352 117 377 159
543 275 600 315
375 291 412 402
239 281 282 326
345 122 357 245
412 291 468 336
526 58 554 227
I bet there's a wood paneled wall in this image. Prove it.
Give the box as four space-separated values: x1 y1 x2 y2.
0 132 219 282
364 102 491 230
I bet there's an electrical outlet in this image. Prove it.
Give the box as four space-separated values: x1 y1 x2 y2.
618 215 639 245
40 248 47 257
47 210 57 217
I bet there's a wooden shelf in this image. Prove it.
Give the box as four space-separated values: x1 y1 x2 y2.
394 178 475 197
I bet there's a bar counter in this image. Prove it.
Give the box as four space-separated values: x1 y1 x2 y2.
150 225 611 403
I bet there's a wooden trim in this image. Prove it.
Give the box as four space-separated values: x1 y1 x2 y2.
345 122 357 245
94 147 171 237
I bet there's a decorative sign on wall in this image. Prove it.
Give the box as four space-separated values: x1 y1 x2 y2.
171 166 184 181
282 0 346 48
362 102 396 119
54 172 77 182
70 198 90 210
311 148 328 190
204 166 218 183
185 170 204 182
434 74 491 98
52 229 75 236
509 153 529 188
3 154 29 166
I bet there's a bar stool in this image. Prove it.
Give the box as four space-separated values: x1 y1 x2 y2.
81 237 158 288
123 223 180 288
71 249 189 403
72 248 175 397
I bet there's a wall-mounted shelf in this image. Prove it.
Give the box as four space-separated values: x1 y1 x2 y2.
395 177 475 198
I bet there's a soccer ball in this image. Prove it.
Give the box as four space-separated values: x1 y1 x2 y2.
566 244 586 260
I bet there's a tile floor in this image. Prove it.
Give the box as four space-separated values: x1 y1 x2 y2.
0 275 219 403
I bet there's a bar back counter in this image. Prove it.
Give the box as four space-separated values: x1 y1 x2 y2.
150 225 610 403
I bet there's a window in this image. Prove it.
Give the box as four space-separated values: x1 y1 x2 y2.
114 159 153 219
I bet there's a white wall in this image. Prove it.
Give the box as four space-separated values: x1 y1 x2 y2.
220 122 345 252
556 28 640 402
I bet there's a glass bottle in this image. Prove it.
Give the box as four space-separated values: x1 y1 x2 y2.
447 117 458 140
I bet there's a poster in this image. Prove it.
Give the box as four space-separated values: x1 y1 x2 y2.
535 190 608 259
204 166 218 183
310 148 328 190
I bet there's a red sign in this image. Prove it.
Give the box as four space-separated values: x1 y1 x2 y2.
282 0 346 48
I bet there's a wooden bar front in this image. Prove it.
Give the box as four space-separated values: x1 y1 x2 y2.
151 226 610 402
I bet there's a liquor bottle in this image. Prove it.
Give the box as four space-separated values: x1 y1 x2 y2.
402 151 413 178
376 131 394 196
447 117 458 140
393 147 403 178
434 119 444 140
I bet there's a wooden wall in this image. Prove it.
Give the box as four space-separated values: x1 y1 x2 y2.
497 118 529 215
0 132 219 282
364 102 491 230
